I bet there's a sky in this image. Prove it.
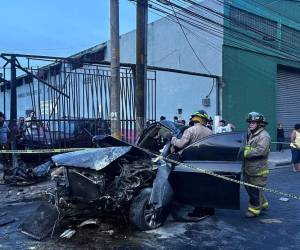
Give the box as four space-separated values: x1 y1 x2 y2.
0 0 159 58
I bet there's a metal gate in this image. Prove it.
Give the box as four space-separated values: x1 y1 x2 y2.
0 54 156 147
276 66 300 137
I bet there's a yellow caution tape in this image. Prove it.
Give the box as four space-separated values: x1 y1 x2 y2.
0 148 90 154
0 144 298 201
166 157 300 201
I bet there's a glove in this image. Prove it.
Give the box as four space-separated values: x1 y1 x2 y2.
243 146 251 157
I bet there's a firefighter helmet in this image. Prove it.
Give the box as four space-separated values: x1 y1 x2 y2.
246 112 268 124
192 110 209 121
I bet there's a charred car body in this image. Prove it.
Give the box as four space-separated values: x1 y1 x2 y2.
23 120 244 236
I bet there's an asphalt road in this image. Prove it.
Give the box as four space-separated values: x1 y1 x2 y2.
0 165 299 250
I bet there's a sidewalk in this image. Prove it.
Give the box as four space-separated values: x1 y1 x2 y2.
268 149 291 169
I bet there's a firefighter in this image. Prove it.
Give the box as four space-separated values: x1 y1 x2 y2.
171 110 213 218
243 112 271 218
171 110 212 149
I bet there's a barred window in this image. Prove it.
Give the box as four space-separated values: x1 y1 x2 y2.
229 6 277 43
281 25 300 54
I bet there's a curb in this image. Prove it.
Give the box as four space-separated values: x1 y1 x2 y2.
269 161 291 170
268 160 291 167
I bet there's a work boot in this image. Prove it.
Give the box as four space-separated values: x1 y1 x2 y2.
245 207 261 218
262 201 269 210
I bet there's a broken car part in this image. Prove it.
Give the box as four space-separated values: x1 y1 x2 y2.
20 202 59 241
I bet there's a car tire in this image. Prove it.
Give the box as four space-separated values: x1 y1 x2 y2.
129 188 170 231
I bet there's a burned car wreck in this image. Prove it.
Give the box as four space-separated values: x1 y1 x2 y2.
21 120 245 239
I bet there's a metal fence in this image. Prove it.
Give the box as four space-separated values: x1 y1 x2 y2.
0 54 156 148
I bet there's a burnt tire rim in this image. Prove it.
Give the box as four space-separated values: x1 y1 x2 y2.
144 202 161 228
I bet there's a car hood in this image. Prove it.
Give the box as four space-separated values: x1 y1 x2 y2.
51 146 132 171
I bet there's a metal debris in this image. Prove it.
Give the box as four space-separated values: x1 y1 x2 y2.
102 230 114 235
20 202 59 241
60 229 76 239
78 219 99 228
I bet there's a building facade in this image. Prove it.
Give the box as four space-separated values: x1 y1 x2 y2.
222 0 300 140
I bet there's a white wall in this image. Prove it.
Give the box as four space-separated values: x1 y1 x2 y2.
105 0 223 122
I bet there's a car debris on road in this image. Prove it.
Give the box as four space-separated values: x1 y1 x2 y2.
19 120 245 240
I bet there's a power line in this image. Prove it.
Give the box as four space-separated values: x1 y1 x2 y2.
130 0 300 86
147 2 283 88
173 0 300 57
150 0 300 61
170 4 212 74
154 0 297 54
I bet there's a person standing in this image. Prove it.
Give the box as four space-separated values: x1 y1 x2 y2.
17 117 27 147
290 124 300 172
25 111 39 135
277 123 285 152
206 117 213 131
171 110 213 218
0 112 10 180
243 112 271 218
216 119 235 133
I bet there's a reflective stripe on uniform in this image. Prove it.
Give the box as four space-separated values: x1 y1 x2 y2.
258 169 269 176
262 201 269 209
244 146 255 157
248 206 261 216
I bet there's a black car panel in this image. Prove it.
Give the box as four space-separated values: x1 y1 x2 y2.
170 161 241 209
180 132 245 162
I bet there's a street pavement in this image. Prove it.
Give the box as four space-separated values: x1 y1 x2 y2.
268 149 292 168
0 162 299 249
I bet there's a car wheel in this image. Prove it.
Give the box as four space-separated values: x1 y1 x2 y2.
129 188 170 230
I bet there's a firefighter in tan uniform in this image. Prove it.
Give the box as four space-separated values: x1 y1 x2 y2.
171 110 212 149
243 112 271 218
171 110 213 217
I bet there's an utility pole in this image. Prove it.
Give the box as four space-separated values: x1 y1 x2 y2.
136 0 148 137
110 0 121 139
10 55 18 170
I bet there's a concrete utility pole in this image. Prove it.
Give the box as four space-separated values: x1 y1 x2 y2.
110 0 121 139
135 0 148 137
10 55 18 169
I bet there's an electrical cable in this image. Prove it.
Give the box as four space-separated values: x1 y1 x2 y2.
131 0 297 86
149 0 300 61
171 0 300 58
155 0 298 57
170 4 212 75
